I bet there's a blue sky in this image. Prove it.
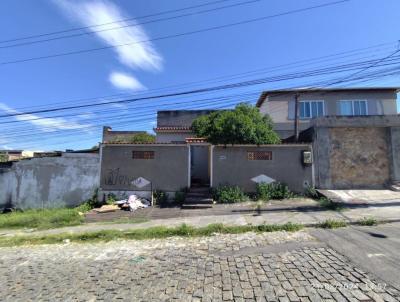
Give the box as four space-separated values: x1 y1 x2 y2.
0 0 399 151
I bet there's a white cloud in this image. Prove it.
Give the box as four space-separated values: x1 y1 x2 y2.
77 112 95 119
0 103 92 133
54 0 163 71
109 71 146 91
109 103 128 109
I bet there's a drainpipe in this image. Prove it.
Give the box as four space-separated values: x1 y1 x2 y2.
294 93 300 142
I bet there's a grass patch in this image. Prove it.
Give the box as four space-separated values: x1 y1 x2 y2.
0 222 303 247
317 219 348 229
0 208 84 230
317 198 344 211
357 217 378 226
102 217 150 224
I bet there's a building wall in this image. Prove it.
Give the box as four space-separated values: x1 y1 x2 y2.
258 90 398 139
329 128 390 188
100 144 189 193
0 153 100 209
155 132 193 143
102 126 146 143
157 110 216 127
312 116 400 189
212 145 313 192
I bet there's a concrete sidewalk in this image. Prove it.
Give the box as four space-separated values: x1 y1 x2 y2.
1 199 400 238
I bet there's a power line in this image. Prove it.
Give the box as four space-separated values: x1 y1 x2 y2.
6 54 400 116
0 0 350 66
7 41 395 112
1 53 399 123
2 64 399 140
3 68 398 150
0 0 261 49
0 0 235 44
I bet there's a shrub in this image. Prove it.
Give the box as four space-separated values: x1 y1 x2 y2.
191 103 280 145
174 191 186 205
305 185 319 199
256 182 293 200
153 190 168 207
109 132 156 144
106 193 116 205
212 185 247 203
75 188 100 212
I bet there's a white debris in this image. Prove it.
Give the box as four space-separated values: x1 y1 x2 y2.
127 195 150 212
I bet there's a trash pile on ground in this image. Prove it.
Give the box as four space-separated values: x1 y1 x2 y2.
93 194 151 213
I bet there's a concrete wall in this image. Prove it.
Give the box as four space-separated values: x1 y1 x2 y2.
258 89 398 139
157 110 217 127
100 144 189 193
102 126 145 143
212 145 313 192
155 132 193 143
311 116 400 189
0 153 100 209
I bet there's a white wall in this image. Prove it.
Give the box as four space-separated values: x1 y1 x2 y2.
0 153 100 209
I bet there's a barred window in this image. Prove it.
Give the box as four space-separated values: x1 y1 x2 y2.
247 151 272 161
132 151 154 159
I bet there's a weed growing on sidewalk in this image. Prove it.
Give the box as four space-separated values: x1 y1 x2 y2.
317 197 344 211
317 219 348 229
357 217 378 226
0 222 303 247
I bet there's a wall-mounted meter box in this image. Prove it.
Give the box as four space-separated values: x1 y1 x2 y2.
302 151 313 165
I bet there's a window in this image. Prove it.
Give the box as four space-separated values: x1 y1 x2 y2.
247 151 272 161
339 100 368 116
299 101 324 119
132 151 154 159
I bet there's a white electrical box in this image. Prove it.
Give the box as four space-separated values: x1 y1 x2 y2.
303 151 313 165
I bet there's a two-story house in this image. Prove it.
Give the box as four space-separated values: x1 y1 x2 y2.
256 88 399 139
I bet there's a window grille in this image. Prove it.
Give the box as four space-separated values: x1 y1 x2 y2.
132 151 154 159
247 151 272 160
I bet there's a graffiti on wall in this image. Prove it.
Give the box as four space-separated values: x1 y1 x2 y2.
103 168 148 188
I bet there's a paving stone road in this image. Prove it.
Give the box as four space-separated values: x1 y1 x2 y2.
0 231 399 302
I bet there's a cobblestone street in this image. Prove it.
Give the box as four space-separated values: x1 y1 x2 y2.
0 231 399 302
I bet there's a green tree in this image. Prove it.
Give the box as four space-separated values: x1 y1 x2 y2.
110 132 156 144
0 153 8 162
191 103 280 145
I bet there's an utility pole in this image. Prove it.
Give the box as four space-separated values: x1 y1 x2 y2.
294 93 299 142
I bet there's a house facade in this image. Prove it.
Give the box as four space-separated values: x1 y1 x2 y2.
154 110 216 143
102 126 146 143
154 110 217 185
256 88 399 139
0 150 35 162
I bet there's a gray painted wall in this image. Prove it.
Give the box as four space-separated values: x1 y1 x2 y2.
100 144 189 192
0 153 100 209
157 110 217 127
212 145 313 192
258 90 398 139
155 132 193 143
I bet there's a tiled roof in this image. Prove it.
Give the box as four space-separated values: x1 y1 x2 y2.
103 142 185 145
185 137 207 143
154 126 192 132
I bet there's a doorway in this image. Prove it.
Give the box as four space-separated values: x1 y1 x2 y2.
190 145 210 187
